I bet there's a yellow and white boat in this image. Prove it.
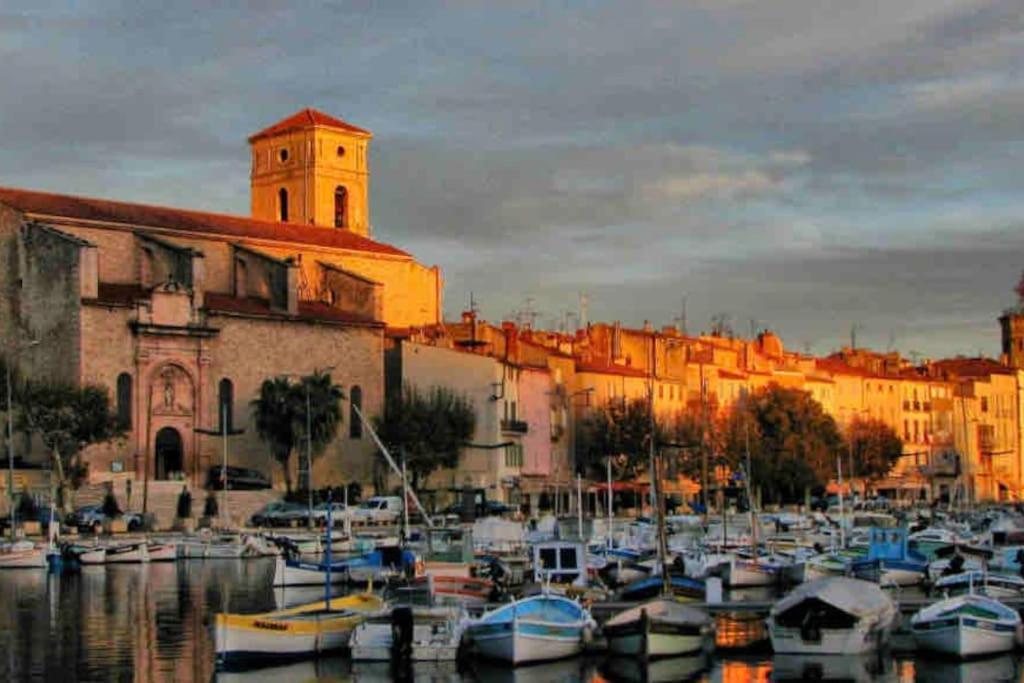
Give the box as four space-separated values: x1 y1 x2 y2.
215 592 385 669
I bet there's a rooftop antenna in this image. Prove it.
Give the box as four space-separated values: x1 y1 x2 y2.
802 340 813 355
887 329 896 352
673 295 688 335
749 318 759 339
850 323 863 350
578 292 589 329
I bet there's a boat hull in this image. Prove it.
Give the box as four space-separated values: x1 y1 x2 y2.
272 557 350 587
0 547 46 569
768 622 890 655
913 617 1018 658
723 560 779 588
215 613 355 668
470 620 584 665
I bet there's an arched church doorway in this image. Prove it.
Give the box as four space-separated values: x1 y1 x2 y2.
155 427 183 480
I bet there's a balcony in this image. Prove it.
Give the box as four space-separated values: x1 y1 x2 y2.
501 419 529 434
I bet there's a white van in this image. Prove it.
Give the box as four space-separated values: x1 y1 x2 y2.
353 496 404 524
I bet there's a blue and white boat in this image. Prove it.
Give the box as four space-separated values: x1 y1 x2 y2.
851 527 928 587
911 593 1022 658
618 574 704 602
273 546 416 587
465 594 594 665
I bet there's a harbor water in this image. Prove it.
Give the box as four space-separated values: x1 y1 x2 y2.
1 557 1022 682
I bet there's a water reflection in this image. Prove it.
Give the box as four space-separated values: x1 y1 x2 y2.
5 561 1024 683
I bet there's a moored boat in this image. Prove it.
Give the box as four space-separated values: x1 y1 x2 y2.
851 527 927 586
465 593 593 665
933 570 1024 599
603 597 711 658
147 542 178 562
104 542 150 564
214 592 385 669
911 592 1021 658
0 541 46 569
767 577 897 654
349 604 465 662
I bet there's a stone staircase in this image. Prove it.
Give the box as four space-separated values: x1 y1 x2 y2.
73 481 282 530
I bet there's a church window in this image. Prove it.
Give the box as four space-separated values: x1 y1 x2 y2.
336 145 346 157
350 386 363 439
334 186 348 228
219 378 234 433
278 148 289 163
278 188 289 222
116 373 132 430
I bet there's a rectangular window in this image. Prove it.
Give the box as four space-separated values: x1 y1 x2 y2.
981 397 989 413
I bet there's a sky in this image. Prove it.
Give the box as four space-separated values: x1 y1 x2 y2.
1 1 1022 360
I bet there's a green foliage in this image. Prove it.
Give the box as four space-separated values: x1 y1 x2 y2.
203 491 219 518
17 381 122 510
846 417 904 481
576 397 666 480
176 487 193 519
721 384 843 504
15 490 37 520
101 491 121 518
373 384 476 488
251 370 344 493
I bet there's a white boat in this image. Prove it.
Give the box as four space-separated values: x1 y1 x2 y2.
603 597 711 658
349 605 465 662
911 593 1022 658
63 543 107 565
722 554 783 588
147 542 177 562
0 541 46 569
767 577 897 654
533 540 588 588
466 594 593 665
933 571 1024 599
102 542 150 564
215 593 385 669
272 546 415 587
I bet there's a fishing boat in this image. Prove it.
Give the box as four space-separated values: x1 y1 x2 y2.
767 577 897 654
59 542 107 566
0 541 46 569
104 541 150 564
214 592 385 669
911 592 1022 658
933 570 1024 599
349 604 465 662
465 593 594 665
721 553 785 588
272 546 416 587
603 597 712 658
147 542 178 562
618 574 704 602
851 527 927 586
405 572 494 607
783 550 856 585
180 533 279 559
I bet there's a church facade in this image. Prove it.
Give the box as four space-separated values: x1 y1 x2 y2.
0 109 442 492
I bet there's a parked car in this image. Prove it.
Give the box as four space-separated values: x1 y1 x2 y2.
310 502 352 526
249 501 307 527
66 505 142 532
206 465 272 491
442 497 515 518
352 496 404 524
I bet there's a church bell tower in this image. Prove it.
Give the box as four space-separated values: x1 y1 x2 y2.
248 108 372 236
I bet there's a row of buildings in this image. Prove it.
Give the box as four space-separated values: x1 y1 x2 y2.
1 109 1022 512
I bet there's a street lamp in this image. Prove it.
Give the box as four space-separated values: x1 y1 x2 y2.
6 339 39 540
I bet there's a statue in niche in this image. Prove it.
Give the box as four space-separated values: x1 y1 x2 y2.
153 365 192 416
163 372 175 408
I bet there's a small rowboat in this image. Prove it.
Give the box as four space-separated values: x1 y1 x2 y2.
0 541 46 569
465 594 594 665
214 592 385 669
604 598 712 659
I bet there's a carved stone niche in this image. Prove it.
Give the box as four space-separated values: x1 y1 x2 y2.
151 364 194 417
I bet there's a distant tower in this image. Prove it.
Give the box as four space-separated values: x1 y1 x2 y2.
248 108 372 236
1000 271 1024 369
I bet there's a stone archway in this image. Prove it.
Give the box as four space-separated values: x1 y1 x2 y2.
155 427 183 480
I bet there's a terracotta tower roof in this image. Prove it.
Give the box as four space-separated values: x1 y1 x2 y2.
248 108 372 142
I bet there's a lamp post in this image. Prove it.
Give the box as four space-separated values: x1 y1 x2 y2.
6 339 39 540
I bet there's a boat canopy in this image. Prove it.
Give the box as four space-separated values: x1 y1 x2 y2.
771 577 894 622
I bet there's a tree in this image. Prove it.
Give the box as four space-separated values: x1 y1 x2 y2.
251 371 344 494
373 384 476 490
18 382 123 512
576 397 666 480
846 417 903 483
721 384 843 504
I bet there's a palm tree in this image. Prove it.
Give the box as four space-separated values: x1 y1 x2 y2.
252 377 298 493
251 372 345 494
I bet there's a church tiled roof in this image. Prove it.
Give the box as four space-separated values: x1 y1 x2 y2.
0 186 409 257
248 108 373 142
